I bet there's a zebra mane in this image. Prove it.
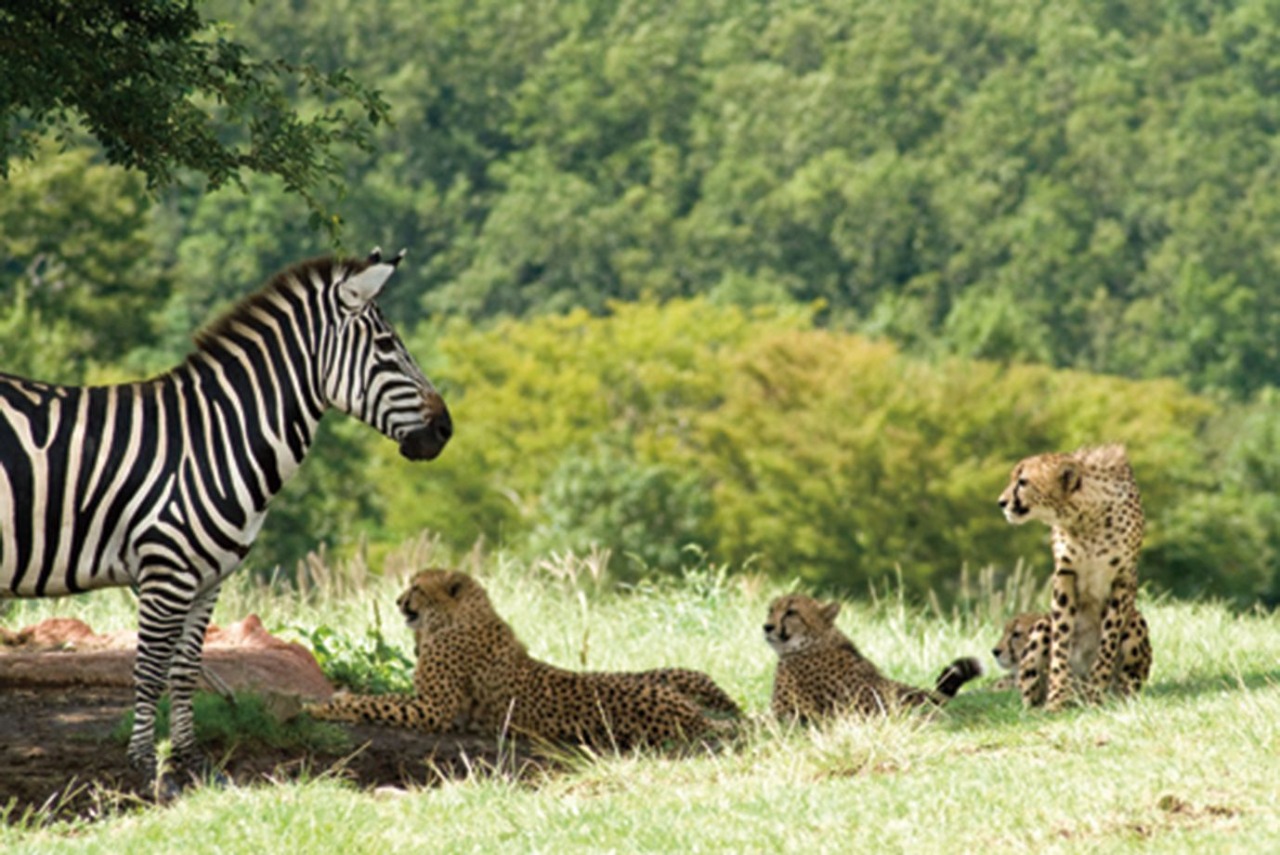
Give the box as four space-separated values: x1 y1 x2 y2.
192 255 356 351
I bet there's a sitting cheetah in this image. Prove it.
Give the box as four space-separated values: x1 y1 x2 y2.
998 444 1150 710
305 569 740 749
990 610 1151 702
763 593 982 723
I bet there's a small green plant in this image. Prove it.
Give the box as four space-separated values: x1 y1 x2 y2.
288 608 414 695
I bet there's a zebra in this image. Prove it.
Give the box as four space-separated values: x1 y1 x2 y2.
0 248 452 790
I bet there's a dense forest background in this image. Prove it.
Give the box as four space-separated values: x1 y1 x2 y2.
3 0 1279 604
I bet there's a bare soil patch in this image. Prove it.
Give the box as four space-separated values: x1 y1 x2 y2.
0 682 550 823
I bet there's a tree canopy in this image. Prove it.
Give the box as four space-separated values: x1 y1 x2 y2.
102 0 1280 399
0 0 387 229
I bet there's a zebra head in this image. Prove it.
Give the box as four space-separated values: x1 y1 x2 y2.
324 248 452 461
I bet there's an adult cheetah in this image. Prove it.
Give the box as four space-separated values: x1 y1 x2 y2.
305 569 740 749
998 444 1149 710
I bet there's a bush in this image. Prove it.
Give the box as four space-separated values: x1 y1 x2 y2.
688 327 1222 600
527 438 713 581
235 298 1272 606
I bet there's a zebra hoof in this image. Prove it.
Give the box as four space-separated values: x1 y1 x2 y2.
128 752 160 794
154 754 229 800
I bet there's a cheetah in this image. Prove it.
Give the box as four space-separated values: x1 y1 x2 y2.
997 444 1149 710
763 593 982 723
305 569 740 749
990 610 1151 702
990 612 1045 692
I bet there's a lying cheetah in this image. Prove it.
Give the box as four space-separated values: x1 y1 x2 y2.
305 569 740 749
990 612 1045 692
998 444 1149 710
990 610 1151 702
763 593 982 723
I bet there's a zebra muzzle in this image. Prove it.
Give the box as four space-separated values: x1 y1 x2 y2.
399 408 453 461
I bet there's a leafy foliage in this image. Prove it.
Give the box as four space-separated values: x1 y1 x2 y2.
100 0 1280 398
527 438 713 582
691 328 1224 599
359 301 1272 603
289 619 414 695
0 284 86 383
0 0 388 230
0 146 167 373
366 300 807 555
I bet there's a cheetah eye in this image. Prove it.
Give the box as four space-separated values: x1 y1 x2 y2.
1016 478 1028 488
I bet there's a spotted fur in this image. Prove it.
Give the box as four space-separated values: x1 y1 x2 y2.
990 610 1151 701
997 444 1149 710
763 593 982 722
305 569 740 749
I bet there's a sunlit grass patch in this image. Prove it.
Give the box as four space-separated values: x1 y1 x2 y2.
5 543 1280 852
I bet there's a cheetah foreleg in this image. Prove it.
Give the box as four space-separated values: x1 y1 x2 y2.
1045 568 1079 712
1089 577 1136 702
304 694 452 731
1114 610 1151 697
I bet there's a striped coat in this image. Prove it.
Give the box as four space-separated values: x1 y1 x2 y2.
0 249 451 788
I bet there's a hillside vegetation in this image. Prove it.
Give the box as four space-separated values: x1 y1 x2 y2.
3 0 1280 603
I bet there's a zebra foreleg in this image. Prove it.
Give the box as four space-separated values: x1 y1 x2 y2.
128 586 189 788
166 584 223 786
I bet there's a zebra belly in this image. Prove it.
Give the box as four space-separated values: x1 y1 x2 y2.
0 501 141 593
1 378 184 597
3 561 132 598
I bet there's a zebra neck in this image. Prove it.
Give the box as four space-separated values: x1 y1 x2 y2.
175 341 327 501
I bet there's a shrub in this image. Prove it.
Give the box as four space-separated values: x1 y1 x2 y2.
527 438 713 581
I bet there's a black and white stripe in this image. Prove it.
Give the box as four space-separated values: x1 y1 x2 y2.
0 248 451 786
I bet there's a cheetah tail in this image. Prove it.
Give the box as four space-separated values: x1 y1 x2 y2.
934 656 984 699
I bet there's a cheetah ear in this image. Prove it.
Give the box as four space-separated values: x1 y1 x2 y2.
820 601 841 623
445 573 468 599
1059 462 1082 494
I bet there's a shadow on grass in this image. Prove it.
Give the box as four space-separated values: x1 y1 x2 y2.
940 669 1280 730
1139 670 1280 701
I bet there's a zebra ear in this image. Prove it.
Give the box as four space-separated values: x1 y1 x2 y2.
338 261 397 308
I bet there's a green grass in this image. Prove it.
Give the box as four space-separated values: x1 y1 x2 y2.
3 547 1279 853
108 693 350 756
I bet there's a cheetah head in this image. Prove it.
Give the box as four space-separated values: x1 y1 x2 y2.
997 452 1081 526
763 593 842 657
992 612 1043 673
396 568 494 634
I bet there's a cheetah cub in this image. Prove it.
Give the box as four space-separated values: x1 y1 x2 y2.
990 610 1152 703
763 593 982 723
